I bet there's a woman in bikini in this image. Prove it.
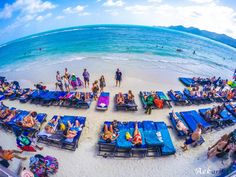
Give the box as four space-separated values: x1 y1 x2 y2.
101 124 119 143
21 111 37 128
117 92 125 105
207 134 230 158
132 122 142 146
66 120 83 139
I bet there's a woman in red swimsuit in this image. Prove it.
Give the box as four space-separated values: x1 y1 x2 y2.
132 122 142 146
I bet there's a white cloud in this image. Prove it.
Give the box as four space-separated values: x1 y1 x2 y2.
125 5 151 14
103 0 125 7
189 0 215 4
36 13 52 21
55 15 65 20
63 5 90 16
147 0 162 3
0 0 55 19
124 3 236 38
105 9 119 16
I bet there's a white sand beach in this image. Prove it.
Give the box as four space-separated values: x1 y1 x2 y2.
0 57 235 177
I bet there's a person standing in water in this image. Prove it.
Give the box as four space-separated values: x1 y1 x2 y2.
115 68 122 87
83 68 90 88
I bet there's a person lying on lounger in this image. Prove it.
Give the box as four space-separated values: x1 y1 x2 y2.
181 124 202 151
4 88 15 97
44 116 60 134
3 109 17 122
0 108 11 119
132 122 142 146
170 90 182 99
207 134 231 158
20 89 33 99
0 146 27 161
101 124 119 143
20 111 38 128
65 120 83 139
117 92 125 105
75 91 81 100
172 110 189 135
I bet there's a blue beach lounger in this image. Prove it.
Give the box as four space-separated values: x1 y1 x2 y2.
169 112 189 137
181 110 212 132
115 94 138 111
143 121 163 157
155 122 176 155
60 115 86 151
219 109 236 124
168 90 190 106
128 122 147 157
98 121 117 157
179 77 196 87
115 122 133 157
225 104 236 117
156 91 172 108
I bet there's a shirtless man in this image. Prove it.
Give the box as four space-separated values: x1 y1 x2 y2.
181 124 202 151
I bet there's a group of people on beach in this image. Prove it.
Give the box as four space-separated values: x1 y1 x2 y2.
55 68 122 99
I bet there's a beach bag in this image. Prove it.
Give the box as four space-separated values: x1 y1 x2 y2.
154 98 163 109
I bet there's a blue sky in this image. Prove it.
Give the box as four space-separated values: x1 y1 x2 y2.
0 0 236 44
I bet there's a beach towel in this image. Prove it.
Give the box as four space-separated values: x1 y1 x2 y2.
155 122 176 155
154 98 163 109
142 121 164 146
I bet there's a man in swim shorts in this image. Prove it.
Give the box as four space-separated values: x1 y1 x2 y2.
181 124 202 151
83 68 90 88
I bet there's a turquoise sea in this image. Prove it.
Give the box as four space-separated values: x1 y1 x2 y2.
0 24 235 76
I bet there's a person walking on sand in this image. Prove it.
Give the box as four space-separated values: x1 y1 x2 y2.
83 68 90 88
99 75 106 92
181 124 202 151
115 68 122 87
0 146 27 161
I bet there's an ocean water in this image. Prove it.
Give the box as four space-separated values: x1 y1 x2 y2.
0 24 235 77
